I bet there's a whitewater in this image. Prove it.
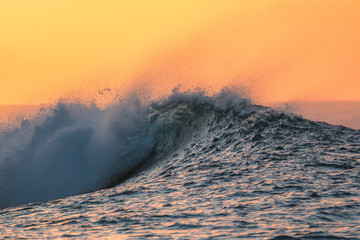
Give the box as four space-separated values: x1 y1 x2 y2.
0 89 359 239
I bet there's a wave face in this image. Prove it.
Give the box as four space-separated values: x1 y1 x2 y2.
0 89 359 239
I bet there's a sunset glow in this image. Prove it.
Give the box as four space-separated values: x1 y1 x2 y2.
1 0 360 105
1 1 360 237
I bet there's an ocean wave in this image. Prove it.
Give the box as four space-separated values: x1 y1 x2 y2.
0 88 253 208
0 88 358 210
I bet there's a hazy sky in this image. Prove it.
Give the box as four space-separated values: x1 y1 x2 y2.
1 0 360 105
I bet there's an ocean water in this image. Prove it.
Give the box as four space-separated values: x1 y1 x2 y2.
0 89 359 239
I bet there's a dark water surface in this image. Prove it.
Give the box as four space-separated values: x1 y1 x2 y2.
1 91 359 239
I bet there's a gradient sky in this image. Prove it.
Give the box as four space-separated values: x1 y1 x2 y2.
1 0 360 105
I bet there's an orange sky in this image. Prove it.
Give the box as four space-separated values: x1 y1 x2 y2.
1 0 360 105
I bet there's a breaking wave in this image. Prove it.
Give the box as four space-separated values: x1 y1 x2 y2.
0 88 258 209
